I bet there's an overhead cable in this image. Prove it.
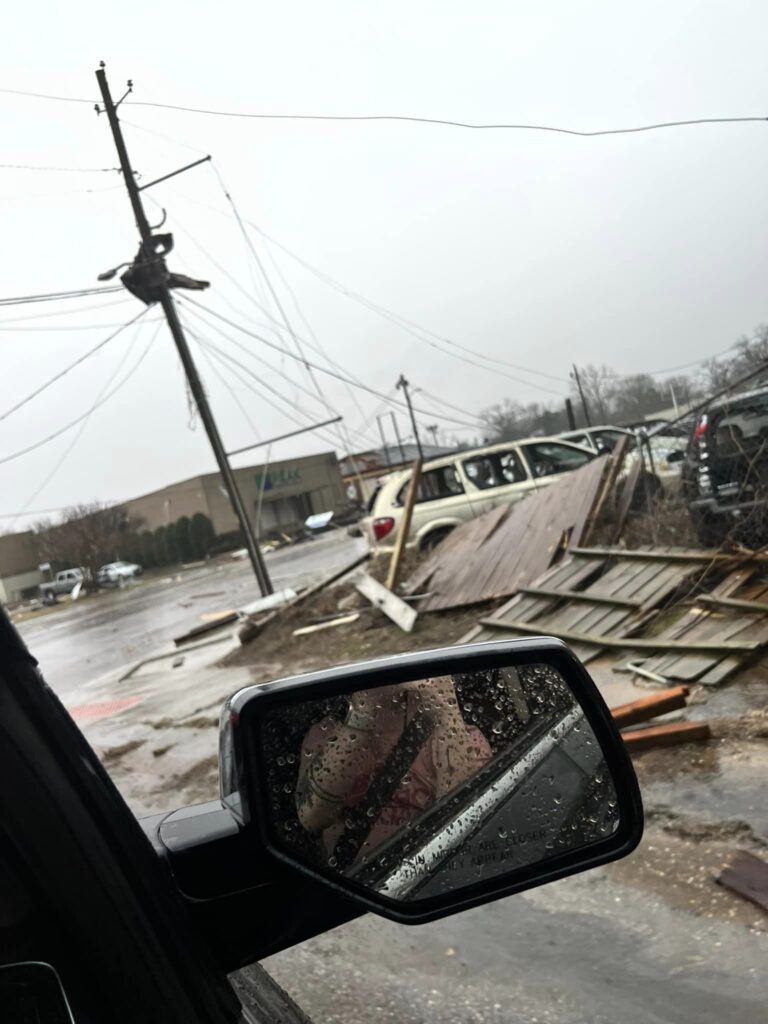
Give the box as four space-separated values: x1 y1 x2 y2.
0 322 158 467
0 285 123 307
180 296 482 429
0 309 148 423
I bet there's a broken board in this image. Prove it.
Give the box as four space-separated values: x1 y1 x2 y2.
355 574 417 633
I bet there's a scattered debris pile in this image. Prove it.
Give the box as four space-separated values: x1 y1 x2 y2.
465 547 768 687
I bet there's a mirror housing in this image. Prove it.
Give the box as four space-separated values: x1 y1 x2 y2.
220 639 642 924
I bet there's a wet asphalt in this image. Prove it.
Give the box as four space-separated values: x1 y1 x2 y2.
16 531 367 699
261 862 766 1024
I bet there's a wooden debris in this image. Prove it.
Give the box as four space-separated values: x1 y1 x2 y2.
235 551 370 645
356 573 417 633
477 616 762 652
621 720 711 752
385 457 422 592
402 454 610 612
581 434 631 545
293 613 360 637
611 456 643 543
610 685 689 728
200 609 237 623
716 850 768 913
624 661 672 685
174 612 238 645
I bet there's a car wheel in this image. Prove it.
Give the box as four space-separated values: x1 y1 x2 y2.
420 526 454 551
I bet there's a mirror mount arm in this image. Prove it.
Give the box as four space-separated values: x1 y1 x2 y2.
140 802 362 970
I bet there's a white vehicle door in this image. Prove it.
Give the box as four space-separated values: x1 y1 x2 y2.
460 447 538 516
402 463 474 542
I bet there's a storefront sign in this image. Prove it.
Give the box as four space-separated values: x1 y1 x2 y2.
255 467 301 492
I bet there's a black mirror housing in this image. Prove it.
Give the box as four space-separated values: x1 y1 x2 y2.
219 639 643 924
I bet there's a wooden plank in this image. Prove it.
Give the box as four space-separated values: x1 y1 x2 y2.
476 616 764 651
293 613 360 637
356 573 417 633
611 456 644 543
610 686 690 728
581 437 631 546
386 457 423 592
695 594 768 614
518 585 642 608
621 721 712 752
571 547 732 562
716 850 768 913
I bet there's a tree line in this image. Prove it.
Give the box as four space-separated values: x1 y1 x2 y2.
34 503 216 577
478 324 768 443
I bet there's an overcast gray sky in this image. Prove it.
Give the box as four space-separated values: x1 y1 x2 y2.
2 1 767 529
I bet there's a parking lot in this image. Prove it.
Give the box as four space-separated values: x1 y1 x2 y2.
16 530 366 700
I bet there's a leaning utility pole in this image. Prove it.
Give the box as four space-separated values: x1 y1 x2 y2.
571 364 593 428
396 375 424 460
95 64 272 595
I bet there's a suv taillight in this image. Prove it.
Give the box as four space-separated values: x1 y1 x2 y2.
693 414 708 443
373 517 395 541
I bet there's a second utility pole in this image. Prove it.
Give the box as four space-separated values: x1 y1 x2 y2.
396 375 424 460
95 64 272 595
571 364 593 428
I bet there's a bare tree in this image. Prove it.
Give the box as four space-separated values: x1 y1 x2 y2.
570 365 615 423
34 502 143 577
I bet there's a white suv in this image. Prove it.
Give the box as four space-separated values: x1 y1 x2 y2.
362 437 595 552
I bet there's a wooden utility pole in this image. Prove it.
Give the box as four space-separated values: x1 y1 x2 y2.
385 458 423 592
390 412 406 463
564 397 577 430
95 64 272 595
396 375 424 460
571 364 592 427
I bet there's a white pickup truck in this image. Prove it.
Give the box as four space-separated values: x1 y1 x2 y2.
39 568 86 605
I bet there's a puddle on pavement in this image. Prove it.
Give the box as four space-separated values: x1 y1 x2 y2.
634 739 768 842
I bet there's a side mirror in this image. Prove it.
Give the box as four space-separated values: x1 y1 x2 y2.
219 640 642 923
666 450 685 464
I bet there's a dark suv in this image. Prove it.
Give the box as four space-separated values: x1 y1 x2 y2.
679 385 768 546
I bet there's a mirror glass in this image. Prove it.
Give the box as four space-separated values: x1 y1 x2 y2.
258 663 619 903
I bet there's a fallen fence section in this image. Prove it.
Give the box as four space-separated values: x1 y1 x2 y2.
464 547 768 685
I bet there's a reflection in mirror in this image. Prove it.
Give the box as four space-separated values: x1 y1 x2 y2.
259 664 620 902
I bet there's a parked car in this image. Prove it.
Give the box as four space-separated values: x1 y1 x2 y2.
559 425 633 454
39 568 86 605
361 437 596 552
559 424 688 497
97 561 143 587
678 386 768 546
